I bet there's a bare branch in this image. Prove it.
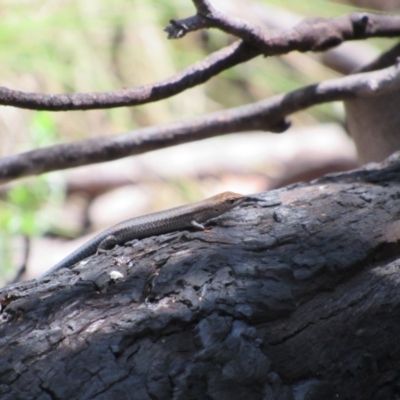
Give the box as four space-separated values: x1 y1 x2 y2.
166 3 400 54
0 9 398 112
1 62 399 184
0 41 258 111
356 41 400 72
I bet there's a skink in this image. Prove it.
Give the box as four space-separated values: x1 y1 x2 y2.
39 191 246 279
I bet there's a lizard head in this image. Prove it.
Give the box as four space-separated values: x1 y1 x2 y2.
193 191 247 223
211 191 246 213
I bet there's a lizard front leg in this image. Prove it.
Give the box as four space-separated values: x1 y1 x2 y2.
191 220 206 230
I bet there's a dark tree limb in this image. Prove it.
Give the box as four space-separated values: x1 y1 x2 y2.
1 62 400 184
2 153 400 399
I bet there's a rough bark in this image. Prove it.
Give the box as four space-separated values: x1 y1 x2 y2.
2 153 400 400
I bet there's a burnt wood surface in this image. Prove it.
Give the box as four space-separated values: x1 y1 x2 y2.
2 154 400 400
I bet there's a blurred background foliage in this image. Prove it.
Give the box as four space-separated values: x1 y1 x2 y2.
0 0 397 283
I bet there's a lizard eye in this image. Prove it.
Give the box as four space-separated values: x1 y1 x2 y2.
227 198 235 204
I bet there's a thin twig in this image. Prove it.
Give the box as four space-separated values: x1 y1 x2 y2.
9 236 29 284
0 41 258 111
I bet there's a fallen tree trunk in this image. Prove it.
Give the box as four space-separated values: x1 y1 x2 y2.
2 153 400 400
